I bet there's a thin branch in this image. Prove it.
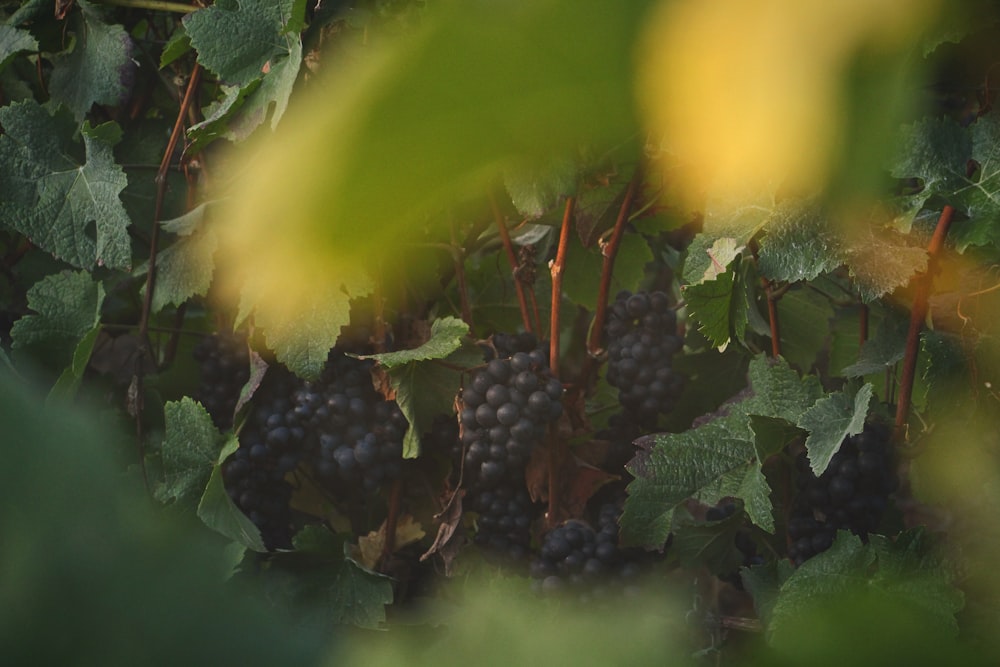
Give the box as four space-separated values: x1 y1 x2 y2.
490 192 533 333
92 0 198 12
134 63 202 494
588 170 641 358
549 196 575 378
895 205 956 440
379 477 405 571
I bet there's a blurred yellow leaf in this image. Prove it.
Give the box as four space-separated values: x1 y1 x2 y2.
637 0 940 219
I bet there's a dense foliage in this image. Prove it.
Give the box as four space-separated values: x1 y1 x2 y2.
3 0 1000 664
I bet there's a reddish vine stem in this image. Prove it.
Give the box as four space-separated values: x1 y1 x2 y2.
133 63 202 494
380 477 405 571
895 205 956 440
546 197 574 526
588 170 641 358
549 196 575 378
490 193 533 334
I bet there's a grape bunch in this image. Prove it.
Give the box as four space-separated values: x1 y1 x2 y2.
221 368 304 549
193 332 250 430
604 290 684 429
529 502 649 600
459 346 563 488
221 351 407 549
302 351 407 494
459 335 563 560
787 421 897 565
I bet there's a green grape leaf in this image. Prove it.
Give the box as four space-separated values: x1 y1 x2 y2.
187 83 257 152
951 113 1000 250
740 560 795 629
0 102 132 269
749 415 806 460
47 324 101 403
328 556 395 629
48 1 136 121
159 398 226 508
10 270 104 369
844 229 927 302
621 356 823 545
503 154 579 219
683 267 740 350
365 317 469 368
767 530 963 643
377 338 482 459
868 529 964 631
890 116 970 228
184 0 300 87
622 416 772 548
0 24 38 69
757 200 842 283
797 382 873 476
147 204 219 312
671 511 746 574
159 24 191 69
682 233 744 285
738 354 825 421
842 313 908 377
226 35 302 136
245 272 374 380
574 176 628 246
775 287 835 374
563 232 651 311
197 440 267 552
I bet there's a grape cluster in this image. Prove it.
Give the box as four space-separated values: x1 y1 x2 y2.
221 368 303 549
193 332 250 430
221 351 408 549
460 335 563 559
303 352 407 494
787 421 897 565
604 290 683 429
529 503 648 599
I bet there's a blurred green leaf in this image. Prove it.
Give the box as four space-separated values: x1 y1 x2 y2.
757 200 842 283
503 154 579 219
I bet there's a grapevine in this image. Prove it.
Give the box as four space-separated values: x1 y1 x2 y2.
1 1 998 664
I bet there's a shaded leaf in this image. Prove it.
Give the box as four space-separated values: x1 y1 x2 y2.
197 438 267 552
504 154 579 219
329 555 394 630
0 24 38 70
10 270 104 372
159 398 225 507
797 382 873 476
49 0 136 120
842 313 908 377
184 0 299 87
757 199 842 283
0 102 132 269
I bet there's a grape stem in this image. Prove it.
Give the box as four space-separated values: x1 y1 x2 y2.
379 478 404 571
134 63 202 495
490 193 534 334
549 196 575 378
895 205 956 440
